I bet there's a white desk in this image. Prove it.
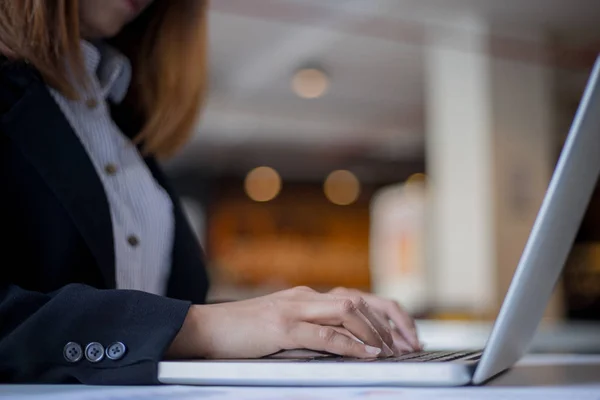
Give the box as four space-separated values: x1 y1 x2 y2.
2 354 599 399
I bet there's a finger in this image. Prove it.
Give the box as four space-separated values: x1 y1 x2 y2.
391 330 414 355
367 309 395 349
331 289 419 351
292 290 394 355
291 322 382 358
384 302 420 349
374 312 413 355
331 327 361 342
321 293 394 352
294 299 391 355
347 296 394 352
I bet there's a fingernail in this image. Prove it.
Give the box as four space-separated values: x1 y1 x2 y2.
365 345 382 356
383 343 394 357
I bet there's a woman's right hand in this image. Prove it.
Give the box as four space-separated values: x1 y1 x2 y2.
166 286 396 360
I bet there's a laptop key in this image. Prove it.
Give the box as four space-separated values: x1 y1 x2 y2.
305 350 484 363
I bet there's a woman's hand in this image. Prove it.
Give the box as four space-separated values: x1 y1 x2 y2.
166 286 397 360
328 287 421 354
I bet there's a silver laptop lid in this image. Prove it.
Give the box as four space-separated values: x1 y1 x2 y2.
473 56 600 384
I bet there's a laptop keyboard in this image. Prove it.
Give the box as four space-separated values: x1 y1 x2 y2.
306 350 483 363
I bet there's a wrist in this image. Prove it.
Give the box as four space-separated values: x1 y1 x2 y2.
165 304 207 359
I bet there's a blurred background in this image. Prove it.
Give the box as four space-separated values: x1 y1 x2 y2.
163 0 599 346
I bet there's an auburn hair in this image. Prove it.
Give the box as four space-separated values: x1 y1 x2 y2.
0 0 208 158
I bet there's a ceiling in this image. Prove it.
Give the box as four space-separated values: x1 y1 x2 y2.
165 0 600 182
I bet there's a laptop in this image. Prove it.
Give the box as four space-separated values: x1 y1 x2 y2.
159 56 600 387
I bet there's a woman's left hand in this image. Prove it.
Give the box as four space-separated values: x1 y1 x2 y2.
328 287 422 355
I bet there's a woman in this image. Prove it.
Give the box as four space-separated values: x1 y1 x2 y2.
0 0 420 385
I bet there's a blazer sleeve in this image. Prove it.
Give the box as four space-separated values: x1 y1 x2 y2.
0 282 191 384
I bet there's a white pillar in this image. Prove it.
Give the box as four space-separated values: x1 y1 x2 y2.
425 19 495 315
425 21 561 317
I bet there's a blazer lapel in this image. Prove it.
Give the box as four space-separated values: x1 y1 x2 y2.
1 66 116 288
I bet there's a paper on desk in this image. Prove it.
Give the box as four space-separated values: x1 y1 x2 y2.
7 385 600 400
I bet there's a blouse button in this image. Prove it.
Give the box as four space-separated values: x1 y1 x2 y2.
104 163 118 176
85 98 99 109
127 235 140 247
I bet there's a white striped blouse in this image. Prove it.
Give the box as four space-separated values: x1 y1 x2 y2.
48 41 174 296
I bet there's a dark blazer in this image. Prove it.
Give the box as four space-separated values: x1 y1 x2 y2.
0 59 209 384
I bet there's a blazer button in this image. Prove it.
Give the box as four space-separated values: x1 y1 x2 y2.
106 342 127 360
85 342 105 363
63 342 83 363
127 235 139 247
104 163 118 176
